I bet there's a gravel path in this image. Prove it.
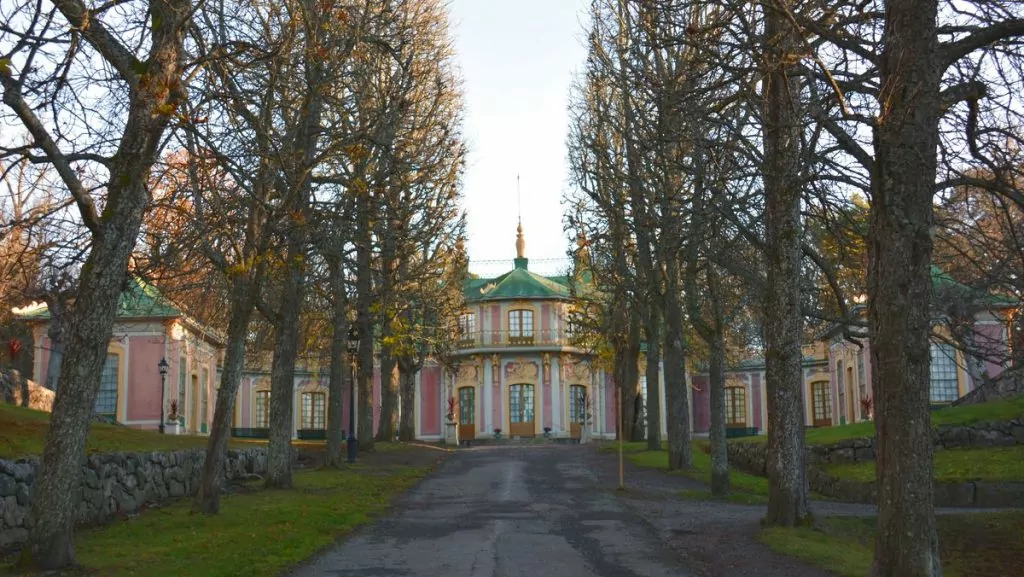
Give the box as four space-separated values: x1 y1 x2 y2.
288 445 696 577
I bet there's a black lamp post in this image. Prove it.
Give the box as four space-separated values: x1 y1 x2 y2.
158 357 169 434
346 326 359 463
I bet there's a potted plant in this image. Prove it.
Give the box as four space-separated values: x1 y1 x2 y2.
444 396 458 445
860 396 874 421
493 428 502 440
543 426 552 438
166 399 183 434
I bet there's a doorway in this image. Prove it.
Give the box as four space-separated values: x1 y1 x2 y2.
508 383 535 437
458 386 476 441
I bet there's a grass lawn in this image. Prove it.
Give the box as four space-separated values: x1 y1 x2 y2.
2 463 433 576
759 510 1024 577
734 396 1024 446
824 445 1024 483
598 440 770 499
0 404 399 459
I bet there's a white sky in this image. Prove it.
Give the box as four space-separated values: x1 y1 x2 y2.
448 0 590 277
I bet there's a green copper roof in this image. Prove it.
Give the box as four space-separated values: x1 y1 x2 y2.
15 277 182 320
463 262 571 302
930 265 1017 306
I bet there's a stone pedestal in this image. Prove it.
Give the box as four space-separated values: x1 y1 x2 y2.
580 425 592 445
165 421 184 435
444 422 459 445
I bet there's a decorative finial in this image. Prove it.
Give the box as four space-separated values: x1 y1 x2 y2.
516 220 525 259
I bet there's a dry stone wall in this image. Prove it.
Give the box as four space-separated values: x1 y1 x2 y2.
0 447 268 548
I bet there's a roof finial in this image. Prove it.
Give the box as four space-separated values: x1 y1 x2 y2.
515 174 525 260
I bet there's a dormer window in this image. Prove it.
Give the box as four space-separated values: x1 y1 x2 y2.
509 309 534 345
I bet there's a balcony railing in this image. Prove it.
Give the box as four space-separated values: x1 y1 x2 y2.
455 329 581 349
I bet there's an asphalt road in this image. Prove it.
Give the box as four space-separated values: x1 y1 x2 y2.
290 445 693 577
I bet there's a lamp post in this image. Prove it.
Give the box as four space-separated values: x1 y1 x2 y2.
346 326 359 463
158 357 169 434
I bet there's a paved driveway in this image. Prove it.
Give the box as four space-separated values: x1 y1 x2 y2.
290 445 692 577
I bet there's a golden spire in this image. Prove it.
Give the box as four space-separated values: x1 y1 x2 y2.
516 220 525 259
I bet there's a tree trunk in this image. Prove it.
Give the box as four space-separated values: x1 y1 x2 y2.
357 314 375 451
14 370 27 408
761 0 810 527
325 258 348 468
645 309 662 451
43 299 67 392
16 1 190 568
195 277 257 512
375 344 397 442
870 0 942 572
397 360 417 441
708 268 730 496
265 240 306 489
663 263 691 470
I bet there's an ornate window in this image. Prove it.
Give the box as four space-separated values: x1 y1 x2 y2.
458 313 475 338
178 357 187 426
509 309 534 337
94 354 119 416
255 391 270 428
301 392 326 429
459 387 475 425
811 381 832 425
930 343 959 402
509 384 535 423
725 386 746 426
569 385 587 424
201 368 209 428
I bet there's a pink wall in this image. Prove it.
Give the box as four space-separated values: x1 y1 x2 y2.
691 375 710 433
604 372 616 433
490 305 501 344
420 366 441 435
128 336 165 421
975 323 1009 384
541 303 550 340
542 378 553 429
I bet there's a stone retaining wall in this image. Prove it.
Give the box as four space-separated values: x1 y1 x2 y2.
0 448 268 548
726 427 1024 508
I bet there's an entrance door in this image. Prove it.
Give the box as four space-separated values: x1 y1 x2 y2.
509 384 535 437
458 386 476 441
811 381 832 427
569 385 587 439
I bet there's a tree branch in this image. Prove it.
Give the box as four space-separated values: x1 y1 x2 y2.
940 19 1024 68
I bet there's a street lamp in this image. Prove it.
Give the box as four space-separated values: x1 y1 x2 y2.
346 326 359 463
158 357 169 434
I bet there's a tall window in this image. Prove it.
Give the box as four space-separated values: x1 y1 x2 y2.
508 309 534 338
509 384 535 423
94 354 119 416
301 392 326 429
811 381 832 424
458 313 475 337
255 391 270 427
569 385 587 424
725 387 746 426
836 359 845 423
857 351 867 400
178 357 187 425
459 387 475 425
201 368 209 427
930 343 959 402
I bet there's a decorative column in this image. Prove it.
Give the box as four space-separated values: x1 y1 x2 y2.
491 353 502 436
542 353 552 432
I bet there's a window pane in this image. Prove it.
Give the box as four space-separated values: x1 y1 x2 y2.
509 384 522 423
201 369 209 425
509 311 521 337
725 387 746 425
256 391 270 428
812 382 832 421
313 393 325 429
930 344 959 402
522 310 534 336
301 393 312 429
459 387 475 425
523 385 534 422
570 385 586 423
95 354 119 415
